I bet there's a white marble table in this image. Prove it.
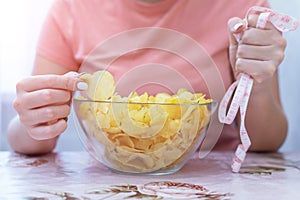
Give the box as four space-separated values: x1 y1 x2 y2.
0 151 299 199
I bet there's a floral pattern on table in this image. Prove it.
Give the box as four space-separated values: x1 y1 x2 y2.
29 181 230 200
1 151 300 200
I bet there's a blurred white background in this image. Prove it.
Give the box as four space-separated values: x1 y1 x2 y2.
269 0 300 152
0 0 82 151
0 0 299 152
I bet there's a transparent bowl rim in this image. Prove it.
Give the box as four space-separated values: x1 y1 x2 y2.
73 98 217 107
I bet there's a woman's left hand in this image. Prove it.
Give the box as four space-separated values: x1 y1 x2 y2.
228 15 287 83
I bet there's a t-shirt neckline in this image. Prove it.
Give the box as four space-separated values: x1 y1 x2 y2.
122 0 176 15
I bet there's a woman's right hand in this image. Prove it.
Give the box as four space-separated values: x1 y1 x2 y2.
13 72 88 140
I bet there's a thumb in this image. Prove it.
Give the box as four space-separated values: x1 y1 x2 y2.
228 17 246 43
63 71 88 91
63 71 80 77
228 17 246 74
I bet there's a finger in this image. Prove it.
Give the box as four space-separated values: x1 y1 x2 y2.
236 44 282 61
28 118 67 140
228 17 246 45
235 58 276 83
16 74 87 93
18 89 71 110
20 104 70 126
247 14 276 30
228 17 246 70
64 71 80 77
240 28 283 46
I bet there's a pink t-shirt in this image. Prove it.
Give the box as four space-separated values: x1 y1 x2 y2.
37 0 269 151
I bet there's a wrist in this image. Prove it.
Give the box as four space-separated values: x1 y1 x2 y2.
7 116 58 155
250 79 273 96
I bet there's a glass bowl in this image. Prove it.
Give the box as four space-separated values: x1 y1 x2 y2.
72 91 217 175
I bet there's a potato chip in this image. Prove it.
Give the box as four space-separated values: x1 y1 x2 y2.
80 70 115 100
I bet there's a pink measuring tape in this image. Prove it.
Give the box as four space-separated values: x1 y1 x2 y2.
218 6 299 173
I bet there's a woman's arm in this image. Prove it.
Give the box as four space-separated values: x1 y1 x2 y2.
228 15 288 152
7 56 84 155
241 73 287 151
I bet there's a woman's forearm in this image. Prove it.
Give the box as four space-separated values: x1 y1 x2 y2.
7 116 58 155
244 79 288 152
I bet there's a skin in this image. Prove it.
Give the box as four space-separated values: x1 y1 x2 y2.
7 6 288 155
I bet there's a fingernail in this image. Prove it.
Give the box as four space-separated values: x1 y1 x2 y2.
77 82 88 90
232 22 244 32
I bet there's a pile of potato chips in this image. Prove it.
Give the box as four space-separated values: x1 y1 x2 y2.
77 70 212 173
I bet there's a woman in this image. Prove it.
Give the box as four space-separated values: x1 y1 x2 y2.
8 0 288 155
